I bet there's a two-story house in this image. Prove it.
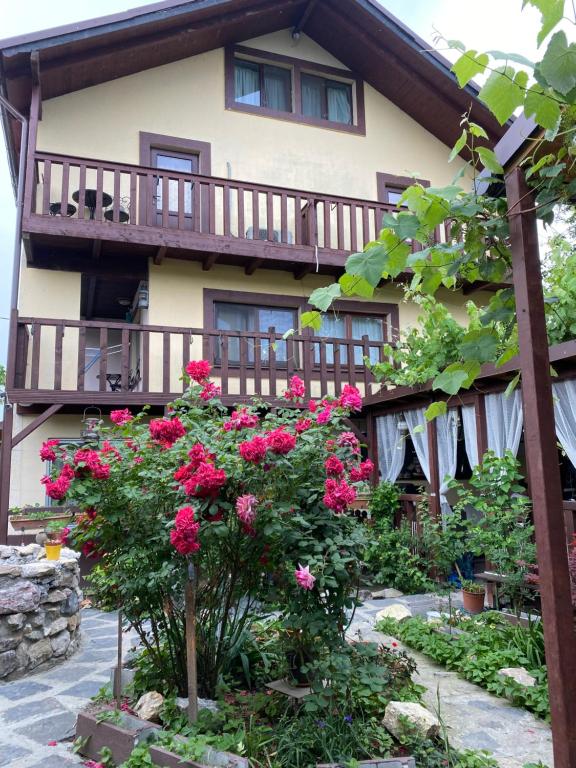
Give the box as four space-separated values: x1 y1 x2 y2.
0 0 505 542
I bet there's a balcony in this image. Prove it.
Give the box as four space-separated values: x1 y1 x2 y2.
21 152 425 274
7 314 386 408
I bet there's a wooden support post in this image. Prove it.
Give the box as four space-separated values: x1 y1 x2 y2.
115 609 123 709
506 168 576 768
427 417 441 520
0 405 14 545
185 562 198 724
475 393 488 463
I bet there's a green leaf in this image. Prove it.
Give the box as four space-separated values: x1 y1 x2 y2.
460 328 500 363
522 0 565 46
346 244 390 287
301 310 322 331
389 212 422 240
339 273 374 298
308 283 341 312
479 67 528 124
540 31 576 95
504 372 521 397
433 361 481 394
468 122 489 139
425 401 448 421
524 83 562 132
451 50 489 87
486 50 536 67
476 147 504 174
449 129 468 162
524 151 557 179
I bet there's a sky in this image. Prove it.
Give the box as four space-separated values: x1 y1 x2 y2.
0 0 545 366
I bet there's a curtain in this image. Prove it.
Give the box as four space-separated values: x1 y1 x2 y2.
461 404 479 468
263 65 290 111
327 84 352 124
302 75 323 118
235 61 260 105
351 316 384 365
485 390 523 457
376 414 406 483
404 408 431 482
436 409 459 519
553 380 576 469
317 314 346 365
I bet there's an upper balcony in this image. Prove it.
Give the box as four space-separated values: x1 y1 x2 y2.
22 151 430 275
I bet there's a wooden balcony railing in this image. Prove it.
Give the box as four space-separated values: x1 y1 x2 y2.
24 152 431 257
8 314 387 406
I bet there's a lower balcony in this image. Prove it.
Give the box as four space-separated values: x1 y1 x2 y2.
7 315 386 408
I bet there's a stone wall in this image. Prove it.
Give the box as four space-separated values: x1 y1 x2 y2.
0 543 83 679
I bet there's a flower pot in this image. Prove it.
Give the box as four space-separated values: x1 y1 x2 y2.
45 542 62 560
462 588 485 614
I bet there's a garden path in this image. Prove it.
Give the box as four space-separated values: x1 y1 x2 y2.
350 595 554 768
0 608 138 767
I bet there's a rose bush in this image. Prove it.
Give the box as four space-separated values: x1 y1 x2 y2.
41 371 370 696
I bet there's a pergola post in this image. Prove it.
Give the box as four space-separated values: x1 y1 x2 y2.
506 167 576 768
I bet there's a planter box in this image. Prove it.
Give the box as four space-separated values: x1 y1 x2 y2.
150 745 207 768
76 710 161 765
150 740 248 768
10 510 75 531
317 759 415 768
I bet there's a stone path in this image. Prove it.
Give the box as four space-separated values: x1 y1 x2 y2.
350 595 554 768
0 608 138 767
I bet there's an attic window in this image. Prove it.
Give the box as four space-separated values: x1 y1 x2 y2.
226 46 366 136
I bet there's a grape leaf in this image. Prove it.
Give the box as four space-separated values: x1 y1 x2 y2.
476 147 504 174
339 273 374 298
451 50 489 87
522 0 565 46
540 31 576 95
460 328 500 363
449 129 468 162
300 311 322 331
308 283 341 312
425 401 448 421
479 67 528 124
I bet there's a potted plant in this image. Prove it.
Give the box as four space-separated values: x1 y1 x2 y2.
459 578 485 614
10 505 75 531
44 520 68 560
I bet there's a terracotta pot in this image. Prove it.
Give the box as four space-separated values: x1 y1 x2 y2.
462 588 485 614
45 542 62 560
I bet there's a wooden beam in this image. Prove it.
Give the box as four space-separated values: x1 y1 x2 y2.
153 245 167 265
0 405 14 545
475 393 488 462
426 417 441 520
293 264 313 280
92 238 102 260
11 403 63 449
293 0 319 33
202 253 218 271
506 167 576 768
85 276 97 320
245 258 263 276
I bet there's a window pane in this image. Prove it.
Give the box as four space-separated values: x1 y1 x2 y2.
215 303 255 363
155 155 194 173
263 64 291 112
387 188 407 207
155 154 194 213
351 316 384 364
327 82 352 124
316 314 347 365
235 60 260 106
302 74 324 119
258 308 296 363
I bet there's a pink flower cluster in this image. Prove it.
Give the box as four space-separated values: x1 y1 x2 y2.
174 443 226 499
100 441 122 461
323 477 357 514
338 384 362 412
149 417 186 448
41 464 74 500
266 428 296 455
325 455 345 477
73 448 111 480
224 408 259 432
294 564 316 590
239 435 268 463
186 359 211 383
295 417 312 433
110 408 133 425
236 494 257 525
239 429 297 462
199 381 221 401
39 439 60 462
337 431 360 454
311 386 363 425
284 375 306 401
349 459 374 483
170 506 201 555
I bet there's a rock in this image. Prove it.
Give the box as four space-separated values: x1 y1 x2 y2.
18 544 41 557
0 635 22 652
134 691 165 722
41 589 67 604
61 591 80 617
0 565 22 578
60 547 80 561
6 613 26 630
383 701 440 740
0 546 15 559
176 697 219 713
375 603 412 623
426 611 444 624
498 667 537 687
46 617 69 637
371 588 404 599
67 614 81 631
50 630 71 657
0 650 18 678
27 638 53 668
0 581 42 614
20 562 57 579
23 627 44 641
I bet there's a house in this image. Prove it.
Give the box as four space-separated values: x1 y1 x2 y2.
0 0 506 542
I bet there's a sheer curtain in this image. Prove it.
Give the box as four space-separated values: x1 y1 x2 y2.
327 84 352 124
436 409 459 518
485 390 524 457
235 62 260 105
461 404 479 468
404 408 431 482
302 75 323 118
553 380 576 469
351 316 384 364
263 66 290 111
376 414 406 482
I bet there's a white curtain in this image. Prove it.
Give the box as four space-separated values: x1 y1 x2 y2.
553 380 576 469
485 390 523 457
436 409 459 519
376 414 406 483
327 84 352 124
461 404 479 468
235 62 260 105
404 408 431 482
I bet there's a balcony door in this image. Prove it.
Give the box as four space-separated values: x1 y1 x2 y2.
151 149 198 229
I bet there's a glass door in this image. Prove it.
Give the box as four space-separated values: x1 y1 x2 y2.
151 149 199 229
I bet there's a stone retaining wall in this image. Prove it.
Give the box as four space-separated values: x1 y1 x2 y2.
0 543 83 679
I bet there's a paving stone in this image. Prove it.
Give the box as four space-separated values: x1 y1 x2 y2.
2 696 65 722
0 744 33 765
0 680 51 700
14 710 76 743
27 755 81 767
60 679 107 698
459 731 501 751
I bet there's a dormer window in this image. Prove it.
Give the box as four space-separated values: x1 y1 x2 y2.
226 46 365 135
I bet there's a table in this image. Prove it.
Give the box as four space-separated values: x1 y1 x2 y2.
72 188 113 220
49 202 77 217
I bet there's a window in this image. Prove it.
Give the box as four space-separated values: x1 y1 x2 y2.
234 59 292 112
301 74 352 125
315 312 386 365
215 302 297 364
377 173 430 207
226 46 365 135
